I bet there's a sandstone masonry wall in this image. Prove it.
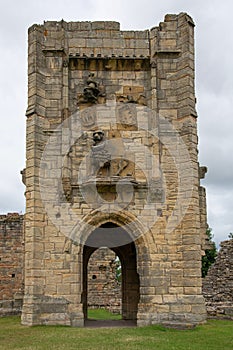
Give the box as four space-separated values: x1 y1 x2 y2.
21 13 209 328
0 214 24 315
88 247 121 314
203 239 233 319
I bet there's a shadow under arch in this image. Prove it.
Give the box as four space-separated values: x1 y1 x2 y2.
77 209 146 248
82 221 140 324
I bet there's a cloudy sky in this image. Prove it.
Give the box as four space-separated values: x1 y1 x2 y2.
0 0 232 246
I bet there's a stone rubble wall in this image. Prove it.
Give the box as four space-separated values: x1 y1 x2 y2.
0 214 24 316
203 239 233 319
88 247 121 314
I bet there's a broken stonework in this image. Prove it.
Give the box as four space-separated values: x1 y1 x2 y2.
88 247 121 314
203 239 233 319
0 214 24 316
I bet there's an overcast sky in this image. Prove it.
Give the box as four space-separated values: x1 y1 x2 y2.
0 0 232 246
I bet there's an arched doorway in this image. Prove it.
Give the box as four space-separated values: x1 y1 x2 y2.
82 222 140 325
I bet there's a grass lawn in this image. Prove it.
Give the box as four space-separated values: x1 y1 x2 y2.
88 308 121 320
0 316 232 350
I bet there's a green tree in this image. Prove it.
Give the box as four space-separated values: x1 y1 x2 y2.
202 227 217 278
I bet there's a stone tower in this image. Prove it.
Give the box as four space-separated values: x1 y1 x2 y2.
21 13 208 328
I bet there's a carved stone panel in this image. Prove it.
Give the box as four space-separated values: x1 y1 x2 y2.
116 104 137 130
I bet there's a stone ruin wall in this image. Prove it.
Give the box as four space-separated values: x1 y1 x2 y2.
88 247 121 314
203 239 233 320
0 214 24 316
